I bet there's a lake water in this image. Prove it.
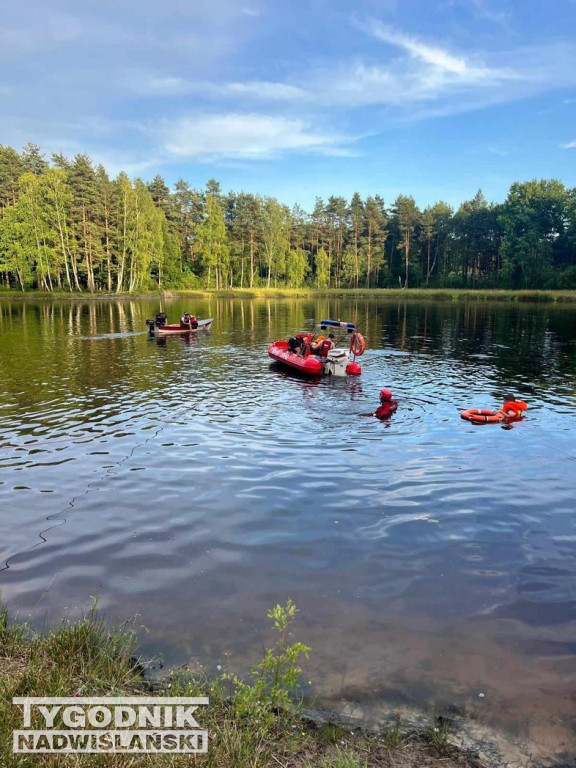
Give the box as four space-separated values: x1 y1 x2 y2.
1 297 575 758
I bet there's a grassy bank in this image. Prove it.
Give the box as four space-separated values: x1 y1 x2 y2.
166 287 576 303
0 601 487 767
1 287 575 303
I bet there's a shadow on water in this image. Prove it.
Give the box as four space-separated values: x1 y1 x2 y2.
1 296 576 759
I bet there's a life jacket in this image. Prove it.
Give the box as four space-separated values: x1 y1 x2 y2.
375 401 398 420
319 339 333 356
501 400 527 418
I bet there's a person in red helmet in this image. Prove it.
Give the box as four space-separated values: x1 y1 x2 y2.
374 388 398 420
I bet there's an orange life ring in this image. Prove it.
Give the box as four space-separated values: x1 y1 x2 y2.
350 332 366 357
461 408 503 424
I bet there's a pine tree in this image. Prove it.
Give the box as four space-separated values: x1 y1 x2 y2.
0 145 24 208
69 154 101 291
348 193 364 288
363 196 387 288
393 195 419 288
314 246 331 288
196 193 229 289
21 143 48 175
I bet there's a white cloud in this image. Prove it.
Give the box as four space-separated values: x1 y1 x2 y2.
0 13 94 60
468 0 512 26
146 77 193 94
216 81 307 100
219 50 519 112
560 141 576 149
487 145 508 157
162 113 352 160
133 76 308 101
365 21 520 87
182 24 576 130
368 22 468 74
90 153 159 178
177 24 526 116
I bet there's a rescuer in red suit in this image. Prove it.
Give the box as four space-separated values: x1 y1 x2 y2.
374 388 398 420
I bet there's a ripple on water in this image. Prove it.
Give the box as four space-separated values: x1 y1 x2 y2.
1 298 576 756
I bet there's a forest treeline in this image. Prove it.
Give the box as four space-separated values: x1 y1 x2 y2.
1 142 575 292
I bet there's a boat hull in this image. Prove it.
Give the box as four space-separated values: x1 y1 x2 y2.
267 341 325 375
154 319 213 335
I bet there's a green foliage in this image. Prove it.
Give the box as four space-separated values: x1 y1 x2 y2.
382 717 404 749
226 599 311 723
0 601 26 656
393 194 419 288
425 716 452 754
286 247 310 287
315 246 332 288
0 601 489 768
196 192 229 289
311 747 368 768
558 265 576 288
499 179 571 288
319 723 348 743
0 601 142 765
261 197 291 288
0 143 575 292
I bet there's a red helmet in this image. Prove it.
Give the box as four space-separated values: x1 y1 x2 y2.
380 388 392 401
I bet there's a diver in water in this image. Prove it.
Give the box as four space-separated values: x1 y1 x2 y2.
373 389 398 420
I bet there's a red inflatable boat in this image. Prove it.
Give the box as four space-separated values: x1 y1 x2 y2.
268 320 364 376
267 340 326 375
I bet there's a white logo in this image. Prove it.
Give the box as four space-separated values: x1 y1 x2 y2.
13 697 209 753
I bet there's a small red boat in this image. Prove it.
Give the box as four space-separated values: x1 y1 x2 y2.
268 320 364 376
153 319 213 335
146 313 213 336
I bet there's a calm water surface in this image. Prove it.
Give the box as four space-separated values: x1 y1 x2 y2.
1 298 575 755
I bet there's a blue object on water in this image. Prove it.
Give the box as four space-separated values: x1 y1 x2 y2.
320 319 356 329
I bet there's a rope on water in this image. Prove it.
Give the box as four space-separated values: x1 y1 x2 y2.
0 400 199 573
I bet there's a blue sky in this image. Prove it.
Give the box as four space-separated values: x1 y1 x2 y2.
1 0 575 210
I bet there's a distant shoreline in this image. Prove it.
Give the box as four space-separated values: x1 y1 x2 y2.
1 288 576 303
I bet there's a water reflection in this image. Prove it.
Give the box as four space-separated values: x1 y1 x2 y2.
1 297 575 758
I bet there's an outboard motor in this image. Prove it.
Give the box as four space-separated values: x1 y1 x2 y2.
324 348 350 376
146 312 168 336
